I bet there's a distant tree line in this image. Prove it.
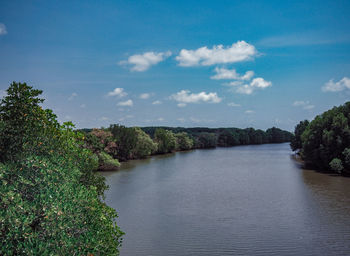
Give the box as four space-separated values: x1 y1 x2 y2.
291 101 350 176
80 125 292 170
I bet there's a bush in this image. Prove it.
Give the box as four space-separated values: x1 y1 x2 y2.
0 155 123 255
98 152 120 171
329 158 344 173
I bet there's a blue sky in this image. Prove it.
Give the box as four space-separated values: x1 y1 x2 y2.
1 0 350 131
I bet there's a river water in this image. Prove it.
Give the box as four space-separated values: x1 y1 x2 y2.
102 143 350 256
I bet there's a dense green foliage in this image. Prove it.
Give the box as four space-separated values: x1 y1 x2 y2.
291 102 350 175
109 124 138 161
132 127 158 158
154 128 177 154
175 132 194 151
290 120 309 151
0 82 123 255
142 126 292 148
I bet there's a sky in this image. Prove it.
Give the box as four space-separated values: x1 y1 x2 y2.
0 0 350 131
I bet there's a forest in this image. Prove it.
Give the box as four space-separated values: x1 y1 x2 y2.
291 101 350 176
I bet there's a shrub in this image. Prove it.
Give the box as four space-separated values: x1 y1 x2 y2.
98 152 120 171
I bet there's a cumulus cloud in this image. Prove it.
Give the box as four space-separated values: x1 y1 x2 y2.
211 67 254 80
176 41 257 67
177 118 185 122
245 110 255 114
80 104 86 108
0 23 7 35
322 77 350 92
170 90 222 107
107 88 127 97
293 100 314 110
139 93 151 99
250 77 272 88
152 100 162 105
157 117 164 121
120 51 172 71
228 77 272 95
227 102 241 107
117 99 133 107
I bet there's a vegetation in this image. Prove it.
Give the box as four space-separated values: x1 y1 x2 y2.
291 102 350 175
154 128 177 154
0 82 123 255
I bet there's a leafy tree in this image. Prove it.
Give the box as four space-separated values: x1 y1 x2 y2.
132 127 158 158
195 132 217 148
109 124 138 161
290 120 309 151
0 82 61 162
154 128 176 153
0 82 123 255
175 132 194 151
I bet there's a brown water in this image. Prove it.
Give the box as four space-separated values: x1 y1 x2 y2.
102 143 350 256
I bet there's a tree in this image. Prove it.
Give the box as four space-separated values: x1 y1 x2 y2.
132 127 158 158
290 120 309 151
0 82 60 162
109 124 138 161
175 132 194 150
0 82 124 254
154 128 176 153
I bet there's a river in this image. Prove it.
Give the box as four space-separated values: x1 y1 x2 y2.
102 143 350 256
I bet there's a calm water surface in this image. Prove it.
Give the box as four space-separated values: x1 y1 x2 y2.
102 143 350 256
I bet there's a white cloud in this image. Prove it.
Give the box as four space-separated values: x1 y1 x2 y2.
211 67 254 80
117 99 133 107
120 51 172 71
177 103 186 107
293 100 314 110
152 100 162 105
80 104 86 108
170 90 222 107
139 93 152 99
245 110 255 114
250 77 272 88
0 23 7 35
176 41 257 67
236 84 254 95
157 117 164 121
68 92 77 101
228 77 272 95
107 88 127 97
227 102 241 107
322 77 350 92
177 118 185 122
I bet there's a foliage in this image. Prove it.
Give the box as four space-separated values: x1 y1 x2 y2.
132 127 158 158
175 132 194 151
292 102 350 175
109 124 138 161
154 128 177 154
290 120 309 151
0 155 123 255
329 158 344 173
0 82 123 255
98 152 120 171
195 132 217 148
0 82 61 162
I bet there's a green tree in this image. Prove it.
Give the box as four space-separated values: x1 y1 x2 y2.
290 120 309 151
154 128 176 153
132 127 158 158
109 124 138 161
175 132 194 150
